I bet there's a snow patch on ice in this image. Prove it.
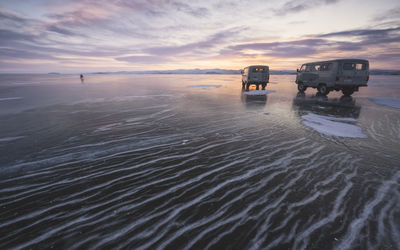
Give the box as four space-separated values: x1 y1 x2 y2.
187 85 222 88
0 136 25 142
0 97 23 101
301 113 366 138
243 90 276 95
368 82 400 87
369 97 400 109
73 94 182 104
12 82 40 85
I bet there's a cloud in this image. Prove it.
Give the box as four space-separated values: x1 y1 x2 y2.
115 55 169 64
319 27 400 49
0 29 34 43
0 48 55 60
143 28 241 56
47 24 80 36
319 27 400 38
373 7 400 22
225 39 326 58
171 2 209 17
274 0 340 16
0 9 28 25
220 26 400 60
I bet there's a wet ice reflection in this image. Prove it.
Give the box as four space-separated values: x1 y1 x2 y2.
292 93 366 137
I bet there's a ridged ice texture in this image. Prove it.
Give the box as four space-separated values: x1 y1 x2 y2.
0 74 399 250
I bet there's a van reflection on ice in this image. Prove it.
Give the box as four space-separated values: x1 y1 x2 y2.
292 93 366 138
241 89 267 109
293 92 361 118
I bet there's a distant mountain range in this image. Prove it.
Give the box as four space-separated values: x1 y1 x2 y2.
92 69 298 75
369 70 400 75
88 68 400 75
45 69 399 75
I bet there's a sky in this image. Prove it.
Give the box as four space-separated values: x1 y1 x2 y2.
0 0 399 73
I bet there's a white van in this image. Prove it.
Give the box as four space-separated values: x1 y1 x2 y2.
242 65 270 90
295 59 369 96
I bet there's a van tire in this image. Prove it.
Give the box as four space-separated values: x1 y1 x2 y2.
342 88 354 96
317 84 329 95
297 83 307 92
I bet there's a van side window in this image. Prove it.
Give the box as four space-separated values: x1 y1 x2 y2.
313 65 320 71
305 65 312 72
356 63 366 70
343 63 355 70
320 63 332 71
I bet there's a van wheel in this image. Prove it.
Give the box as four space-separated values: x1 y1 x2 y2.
297 83 307 92
262 83 266 90
317 84 329 95
342 88 354 96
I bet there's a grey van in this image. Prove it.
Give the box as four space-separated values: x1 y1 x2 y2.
295 59 369 96
242 65 270 90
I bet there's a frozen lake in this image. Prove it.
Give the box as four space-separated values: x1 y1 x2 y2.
0 74 399 249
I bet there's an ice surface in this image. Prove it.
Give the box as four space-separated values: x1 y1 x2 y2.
301 113 367 138
187 85 222 88
369 97 400 109
243 90 276 95
1 74 400 250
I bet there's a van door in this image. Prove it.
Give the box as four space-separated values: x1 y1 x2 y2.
318 63 333 86
303 64 319 86
300 64 318 86
354 62 368 84
250 66 268 83
342 62 356 84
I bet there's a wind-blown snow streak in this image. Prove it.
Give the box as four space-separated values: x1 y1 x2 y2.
0 97 23 101
0 136 25 142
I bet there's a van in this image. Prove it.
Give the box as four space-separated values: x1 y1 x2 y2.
295 59 369 96
242 65 270 90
